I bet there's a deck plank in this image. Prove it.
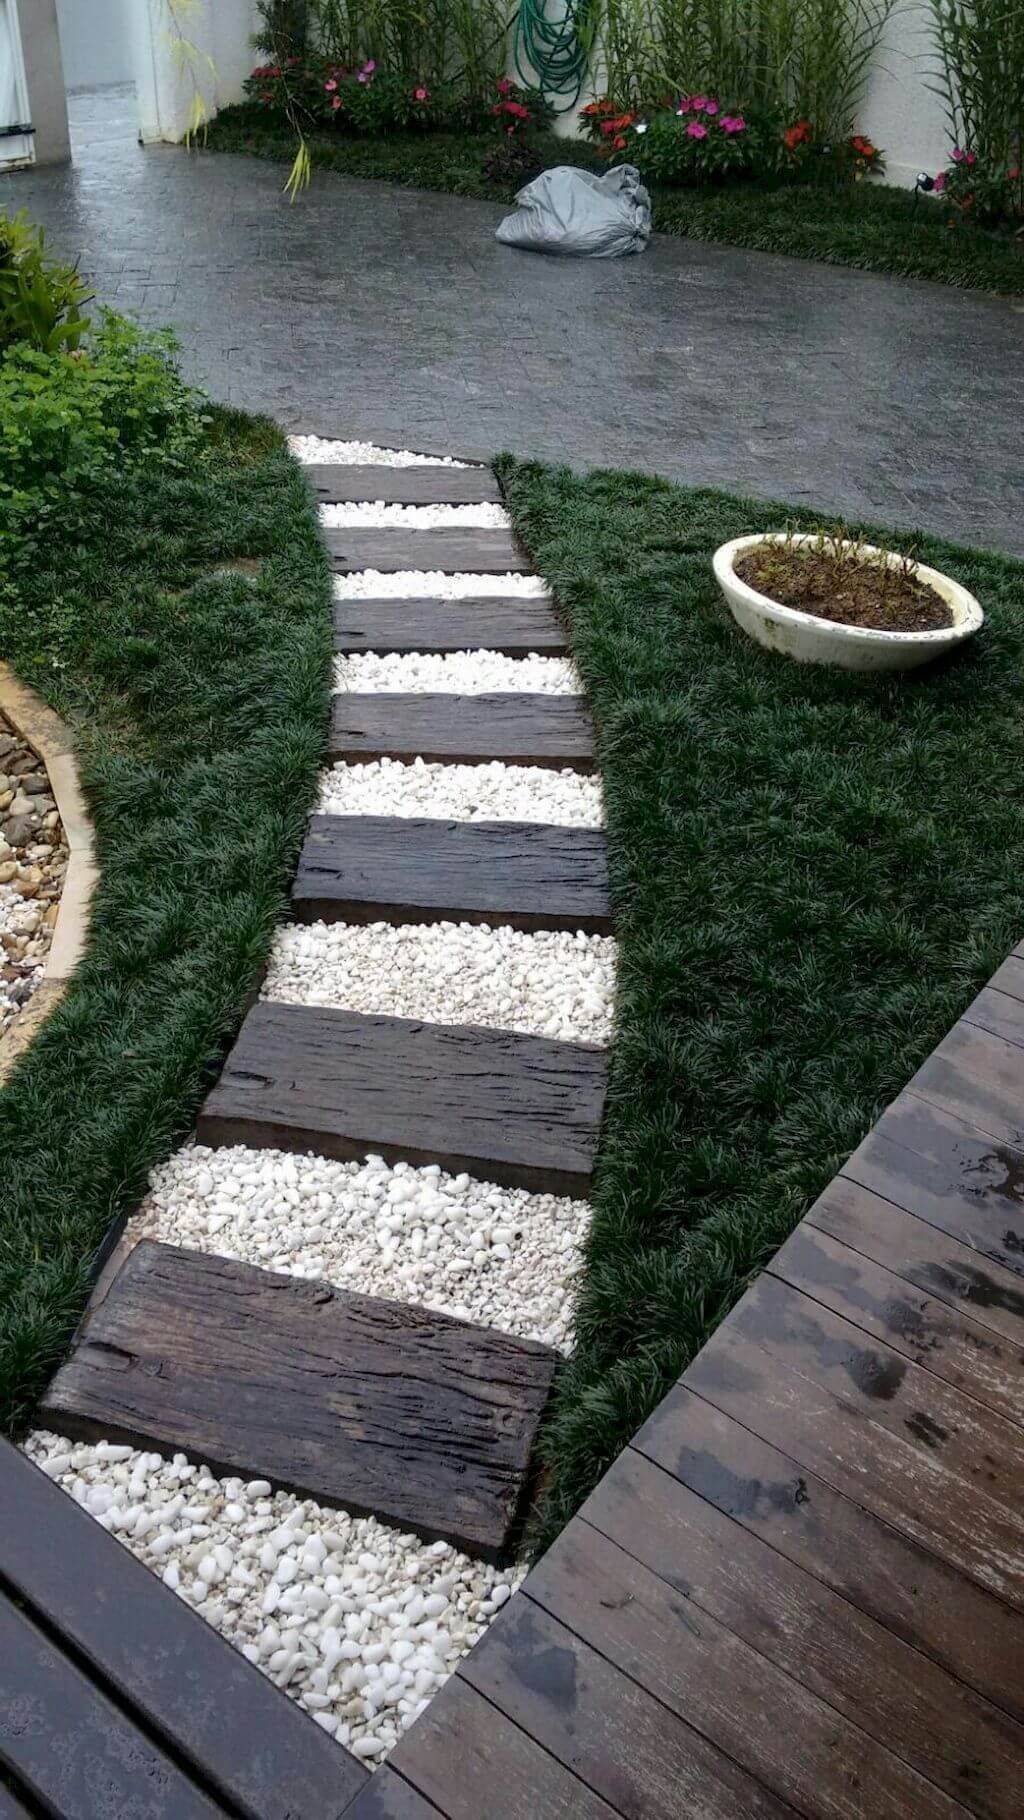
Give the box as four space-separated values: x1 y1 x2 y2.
308 464 501 505
339 1768 443 1818
333 595 567 655
842 1090 1024 1275
0 1439 367 1820
633 1386 1024 1727
807 1174 1024 1348
41 1242 558 1562
680 1285 1024 1606
198 1001 607 1195
329 692 596 769
386 1677 621 1820
0 1592 223 1819
523 1516 971 1819
583 1444 1024 1818
292 815 612 932
768 1219 1024 1424
458 1595 795 1820
909 1019 1024 1151
325 528 529 574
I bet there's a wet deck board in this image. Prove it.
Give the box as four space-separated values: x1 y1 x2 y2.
308 464 501 505
329 692 596 768
197 1001 608 1195
40 1242 557 1563
333 595 567 655
292 815 612 932
378 949 1024 1820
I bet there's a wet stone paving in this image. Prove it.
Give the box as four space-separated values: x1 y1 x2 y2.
1 85 1022 555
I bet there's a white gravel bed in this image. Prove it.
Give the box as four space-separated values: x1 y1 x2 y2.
25 1429 524 1761
264 921 616 1047
320 503 510 530
334 651 580 697
319 758 604 827
289 435 470 469
334 569 549 600
135 1144 589 1349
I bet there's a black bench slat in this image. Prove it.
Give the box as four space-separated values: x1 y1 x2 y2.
308 464 501 505
293 815 612 933
41 1242 559 1564
0 1590 224 1819
0 1438 367 1820
333 595 567 655
329 693 596 769
197 1001 608 1196
325 529 529 574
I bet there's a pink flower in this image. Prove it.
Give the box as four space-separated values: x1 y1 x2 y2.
686 121 708 139
690 95 709 111
703 99 719 115
363 60 376 74
952 145 964 162
324 79 337 91
933 170 946 191
357 70 369 82
332 95 342 109
496 76 513 95
966 150 976 166
720 114 746 133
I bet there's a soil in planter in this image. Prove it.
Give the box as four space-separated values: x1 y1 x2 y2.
735 542 953 632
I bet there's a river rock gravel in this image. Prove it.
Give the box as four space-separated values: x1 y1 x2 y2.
289 436 470 469
0 712 68 1041
334 651 580 696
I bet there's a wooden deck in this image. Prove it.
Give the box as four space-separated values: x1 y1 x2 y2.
360 950 1024 1818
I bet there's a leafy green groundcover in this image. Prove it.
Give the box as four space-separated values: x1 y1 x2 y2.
492 455 1024 1548
0 408 332 1434
205 107 1024 296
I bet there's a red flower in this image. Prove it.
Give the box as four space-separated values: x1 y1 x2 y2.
612 134 627 150
784 119 811 151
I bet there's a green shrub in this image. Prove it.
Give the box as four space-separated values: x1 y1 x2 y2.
0 210 93 355
928 0 1024 225
0 314 206 569
632 100 785 184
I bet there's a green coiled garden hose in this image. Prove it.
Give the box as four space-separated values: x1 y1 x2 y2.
513 0 593 113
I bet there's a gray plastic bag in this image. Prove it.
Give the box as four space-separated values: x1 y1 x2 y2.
495 164 651 258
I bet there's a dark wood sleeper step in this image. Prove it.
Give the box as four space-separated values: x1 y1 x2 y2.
41 1241 559 1563
333 595 567 655
197 1000 607 1196
330 693 595 770
293 815 612 933
325 528 529 575
308 463 501 506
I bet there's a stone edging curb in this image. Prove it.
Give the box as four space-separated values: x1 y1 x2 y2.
0 663 98 1082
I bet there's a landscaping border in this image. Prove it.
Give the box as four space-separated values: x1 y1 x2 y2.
0 664 97 1084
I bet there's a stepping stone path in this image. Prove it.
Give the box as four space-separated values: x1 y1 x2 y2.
32 439 615 1765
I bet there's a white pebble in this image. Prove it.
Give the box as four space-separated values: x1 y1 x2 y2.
319 758 603 829
334 651 579 697
321 502 510 531
288 436 471 469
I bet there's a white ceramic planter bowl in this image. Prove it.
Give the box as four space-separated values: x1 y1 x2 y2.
712 534 984 673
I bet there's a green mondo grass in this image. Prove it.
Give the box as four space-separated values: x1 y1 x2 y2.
0 408 333 1435
205 108 1024 295
491 455 1024 1550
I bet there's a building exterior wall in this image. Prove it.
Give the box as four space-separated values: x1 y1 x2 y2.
55 0 133 90
134 0 259 144
860 2 950 186
16 0 70 164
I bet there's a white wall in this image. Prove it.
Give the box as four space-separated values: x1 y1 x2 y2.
133 0 259 144
861 3 950 186
56 0 133 90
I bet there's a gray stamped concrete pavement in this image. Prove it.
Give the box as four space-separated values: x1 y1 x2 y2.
3 86 1023 554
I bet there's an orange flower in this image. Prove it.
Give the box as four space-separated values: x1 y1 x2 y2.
783 119 811 151
612 134 627 150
